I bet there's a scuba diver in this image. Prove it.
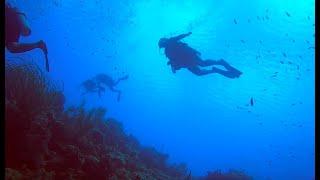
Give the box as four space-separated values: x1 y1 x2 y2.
158 32 242 78
94 74 129 102
81 79 106 98
81 74 129 101
5 1 49 72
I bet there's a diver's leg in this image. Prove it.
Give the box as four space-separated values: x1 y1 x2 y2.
211 66 241 78
109 86 122 101
198 59 238 67
6 42 39 53
6 40 47 54
197 59 223 67
216 59 242 77
187 66 216 76
199 59 242 78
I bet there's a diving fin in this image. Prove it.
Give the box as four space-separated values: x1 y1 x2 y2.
220 60 242 77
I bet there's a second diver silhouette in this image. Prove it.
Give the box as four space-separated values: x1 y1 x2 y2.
81 73 129 101
158 32 242 78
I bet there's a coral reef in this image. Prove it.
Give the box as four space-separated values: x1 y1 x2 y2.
5 59 252 180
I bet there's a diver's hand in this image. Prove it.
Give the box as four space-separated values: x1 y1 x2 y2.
37 40 48 54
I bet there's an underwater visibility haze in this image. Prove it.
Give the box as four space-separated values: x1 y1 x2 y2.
5 0 315 179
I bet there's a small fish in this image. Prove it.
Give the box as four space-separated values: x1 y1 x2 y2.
262 17 265 21
234 19 237 24
285 11 291 17
308 16 310 20
288 61 293 64
257 16 260 20
306 40 310 44
292 39 295 43
241 40 245 43
265 15 269 20
298 55 302 59
250 97 254 106
248 19 251 23
259 40 262 44
280 61 284 64
308 46 315 49
282 52 287 57
297 65 300 70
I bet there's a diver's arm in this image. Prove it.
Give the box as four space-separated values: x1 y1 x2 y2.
170 32 192 41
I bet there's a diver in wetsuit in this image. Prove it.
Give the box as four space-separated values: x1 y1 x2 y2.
158 32 242 78
5 2 49 71
81 74 129 101
81 79 106 98
94 74 129 102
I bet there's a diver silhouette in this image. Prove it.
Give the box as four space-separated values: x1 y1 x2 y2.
5 2 49 71
81 74 129 101
158 32 242 78
81 79 106 98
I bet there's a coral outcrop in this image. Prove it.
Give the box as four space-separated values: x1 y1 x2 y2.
5 59 252 180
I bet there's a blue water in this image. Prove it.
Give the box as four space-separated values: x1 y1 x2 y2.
6 0 315 179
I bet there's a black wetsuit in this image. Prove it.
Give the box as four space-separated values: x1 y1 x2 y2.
5 3 24 45
164 39 201 69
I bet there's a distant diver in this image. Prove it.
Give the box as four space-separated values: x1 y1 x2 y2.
94 74 129 101
158 32 242 78
81 74 129 101
5 1 49 72
81 79 105 98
